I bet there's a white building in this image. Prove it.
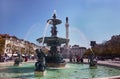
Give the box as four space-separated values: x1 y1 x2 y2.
60 45 70 58
60 45 86 58
70 45 86 58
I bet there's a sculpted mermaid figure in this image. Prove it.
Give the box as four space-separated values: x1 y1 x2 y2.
35 49 46 72
88 53 97 68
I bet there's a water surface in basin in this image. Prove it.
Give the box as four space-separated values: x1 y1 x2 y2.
0 63 120 79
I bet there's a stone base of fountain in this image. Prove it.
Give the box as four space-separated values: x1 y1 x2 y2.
89 65 97 69
45 51 66 67
46 62 66 67
34 71 46 76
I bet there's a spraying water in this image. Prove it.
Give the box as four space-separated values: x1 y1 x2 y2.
70 27 94 54
24 23 41 41
40 10 56 47
54 10 57 16
41 20 52 46
90 47 94 54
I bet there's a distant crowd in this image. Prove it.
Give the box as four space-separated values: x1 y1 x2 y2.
69 55 84 63
0 53 35 62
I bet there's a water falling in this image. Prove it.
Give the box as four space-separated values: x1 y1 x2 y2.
90 47 94 54
70 27 94 54
41 20 52 46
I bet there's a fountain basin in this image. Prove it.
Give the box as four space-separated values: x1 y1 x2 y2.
37 37 69 46
46 62 66 67
0 62 120 79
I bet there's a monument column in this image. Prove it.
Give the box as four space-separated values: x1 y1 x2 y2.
65 17 70 58
65 17 69 46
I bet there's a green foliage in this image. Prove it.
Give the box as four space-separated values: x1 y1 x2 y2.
25 44 35 55
0 37 5 55
21 47 25 54
84 48 91 57
86 35 120 57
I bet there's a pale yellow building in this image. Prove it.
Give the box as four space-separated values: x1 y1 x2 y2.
0 34 38 57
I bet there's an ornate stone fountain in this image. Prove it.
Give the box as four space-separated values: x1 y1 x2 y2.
36 12 69 67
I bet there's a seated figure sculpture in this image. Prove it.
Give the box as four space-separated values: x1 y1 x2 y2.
88 53 97 68
14 52 22 66
35 49 46 72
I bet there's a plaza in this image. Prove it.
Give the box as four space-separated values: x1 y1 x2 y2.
0 0 120 79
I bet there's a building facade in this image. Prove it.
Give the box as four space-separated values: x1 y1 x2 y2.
60 45 70 58
0 34 38 57
70 45 86 58
60 44 86 58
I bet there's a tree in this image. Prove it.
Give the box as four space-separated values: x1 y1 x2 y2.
21 47 25 54
29 45 35 54
12 45 17 54
83 48 91 57
0 37 5 53
90 35 120 58
0 37 5 60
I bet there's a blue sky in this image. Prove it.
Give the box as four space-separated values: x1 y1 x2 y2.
0 0 120 47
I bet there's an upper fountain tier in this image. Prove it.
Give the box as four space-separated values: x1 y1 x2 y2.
47 13 62 25
37 12 69 46
37 37 69 46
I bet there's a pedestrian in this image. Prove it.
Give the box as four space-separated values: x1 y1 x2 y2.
25 56 28 62
73 55 76 62
77 55 80 63
80 58 83 63
69 54 73 62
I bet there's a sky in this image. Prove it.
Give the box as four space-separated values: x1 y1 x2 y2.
0 0 120 48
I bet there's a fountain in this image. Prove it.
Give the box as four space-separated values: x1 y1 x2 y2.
36 12 69 68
